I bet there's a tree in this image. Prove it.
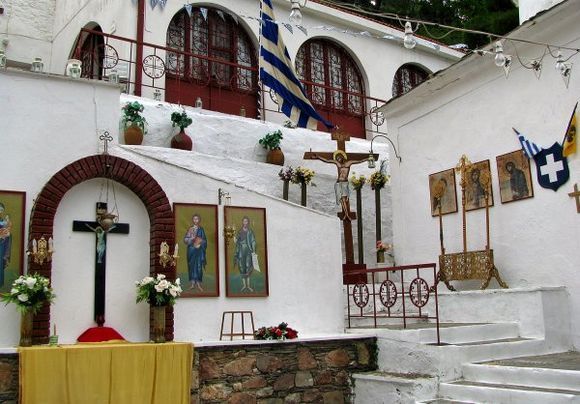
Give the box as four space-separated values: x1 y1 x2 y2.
335 0 519 49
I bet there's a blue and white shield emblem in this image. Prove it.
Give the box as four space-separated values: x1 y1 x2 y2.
533 142 569 191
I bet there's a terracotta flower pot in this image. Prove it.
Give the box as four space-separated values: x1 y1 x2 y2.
171 129 193 151
266 148 285 165
124 124 144 145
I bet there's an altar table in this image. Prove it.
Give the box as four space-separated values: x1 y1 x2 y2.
18 342 193 404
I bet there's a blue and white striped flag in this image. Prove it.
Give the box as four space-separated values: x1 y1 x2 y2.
513 127 542 158
260 0 333 130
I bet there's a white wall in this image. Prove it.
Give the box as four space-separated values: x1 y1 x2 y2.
0 0 55 67
0 68 347 346
384 1 580 347
518 0 566 22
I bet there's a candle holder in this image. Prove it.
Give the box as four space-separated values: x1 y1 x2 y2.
31 57 44 73
159 241 179 268
28 236 54 265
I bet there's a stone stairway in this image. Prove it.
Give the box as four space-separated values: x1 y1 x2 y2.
348 287 573 404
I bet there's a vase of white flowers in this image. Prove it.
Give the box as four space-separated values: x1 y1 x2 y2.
1 274 56 346
136 274 182 343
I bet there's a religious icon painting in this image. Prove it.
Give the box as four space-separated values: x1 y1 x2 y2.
0 190 25 294
224 206 269 298
465 159 495 212
496 150 534 204
428 168 458 216
174 203 219 297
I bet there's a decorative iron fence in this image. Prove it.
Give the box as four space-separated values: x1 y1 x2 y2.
74 28 389 138
345 263 441 345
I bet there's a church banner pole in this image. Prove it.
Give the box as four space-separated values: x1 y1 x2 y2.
356 188 364 265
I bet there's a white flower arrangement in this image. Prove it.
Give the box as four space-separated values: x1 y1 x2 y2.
136 274 182 307
1 274 55 314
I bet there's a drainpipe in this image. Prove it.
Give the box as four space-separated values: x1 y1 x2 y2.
135 0 145 96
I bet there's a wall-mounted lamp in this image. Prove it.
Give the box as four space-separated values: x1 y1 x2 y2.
368 134 402 168
289 0 307 25
108 69 119 84
153 89 162 101
224 226 236 246
218 188 231 205
159 241 179 268
195 97 203 108
31 57 44 73
403 22 416 50
28 236 54 265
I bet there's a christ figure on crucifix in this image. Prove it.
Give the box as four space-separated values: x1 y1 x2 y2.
311 150 368 221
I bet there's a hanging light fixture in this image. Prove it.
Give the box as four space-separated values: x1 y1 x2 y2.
494 42 506 67
97 132 119 232
403 22 416 50
368 134 402 168
289 0 307 25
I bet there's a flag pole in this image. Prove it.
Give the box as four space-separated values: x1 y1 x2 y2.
258 0 265 122
562 102 578 145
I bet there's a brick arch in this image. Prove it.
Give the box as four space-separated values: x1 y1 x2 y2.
29 154 175 344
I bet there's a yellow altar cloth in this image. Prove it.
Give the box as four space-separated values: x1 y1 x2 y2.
18 342 193 404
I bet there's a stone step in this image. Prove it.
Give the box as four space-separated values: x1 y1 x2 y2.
348 322 520 345
352 371 437 404
377 337 548 379
462 362 580 392
439 380 580 403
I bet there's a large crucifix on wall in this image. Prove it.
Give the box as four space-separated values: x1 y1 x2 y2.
73 202 130 327
304 130 377 280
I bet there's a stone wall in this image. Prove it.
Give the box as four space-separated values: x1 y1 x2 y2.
0 336 377 403
0 354 17 404
193 337 377 404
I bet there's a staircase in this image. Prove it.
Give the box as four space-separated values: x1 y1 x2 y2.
349 286 574 404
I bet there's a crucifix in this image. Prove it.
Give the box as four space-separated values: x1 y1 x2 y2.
304 130 378 266
569 183 580 213
73 202 130 326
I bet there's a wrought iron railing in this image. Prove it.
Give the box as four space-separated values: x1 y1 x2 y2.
345 263 441 345
74 28 389 138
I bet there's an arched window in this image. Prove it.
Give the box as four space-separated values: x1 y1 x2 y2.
296 39 366 138
392 64 429 97
165 8 258 117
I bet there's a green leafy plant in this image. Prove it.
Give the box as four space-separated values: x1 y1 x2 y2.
170 110 193 131
121 101 147 133
136 274 182 307
1 274 56 314
259 130 283 150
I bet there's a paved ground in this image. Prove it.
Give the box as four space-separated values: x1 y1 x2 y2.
485 351 580 370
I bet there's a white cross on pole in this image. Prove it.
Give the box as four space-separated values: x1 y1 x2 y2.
540 154 564 183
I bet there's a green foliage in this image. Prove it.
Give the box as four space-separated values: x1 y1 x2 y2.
259 130 284 150
338 0 519 48
122 101 147 133
170 111 193 130
1 274 56 314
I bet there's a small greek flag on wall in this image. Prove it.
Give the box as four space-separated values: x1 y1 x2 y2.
513 128 542 158
260 0 333 130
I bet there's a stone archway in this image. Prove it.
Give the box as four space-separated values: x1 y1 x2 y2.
28 154 175 344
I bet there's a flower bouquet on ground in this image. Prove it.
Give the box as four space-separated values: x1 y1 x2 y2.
136 274 182 307
1 273 55 314
254 322 298 340
291 166 316 186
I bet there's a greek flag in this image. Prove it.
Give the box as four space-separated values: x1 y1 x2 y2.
260 0 333 130
513 128 542 158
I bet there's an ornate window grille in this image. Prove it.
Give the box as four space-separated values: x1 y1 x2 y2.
296 39 364 116
392 64 429 97
166 8 256 92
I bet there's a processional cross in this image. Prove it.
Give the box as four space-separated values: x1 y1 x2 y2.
73 202 129 326
304 130 377 265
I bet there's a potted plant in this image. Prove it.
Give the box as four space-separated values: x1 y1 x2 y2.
121 101 147 145
136 274 182 343
254 322 298 340
1 273 56 346
170 110 193 151
259 130 284 165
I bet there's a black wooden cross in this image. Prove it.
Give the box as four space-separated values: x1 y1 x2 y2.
73 202 130 326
